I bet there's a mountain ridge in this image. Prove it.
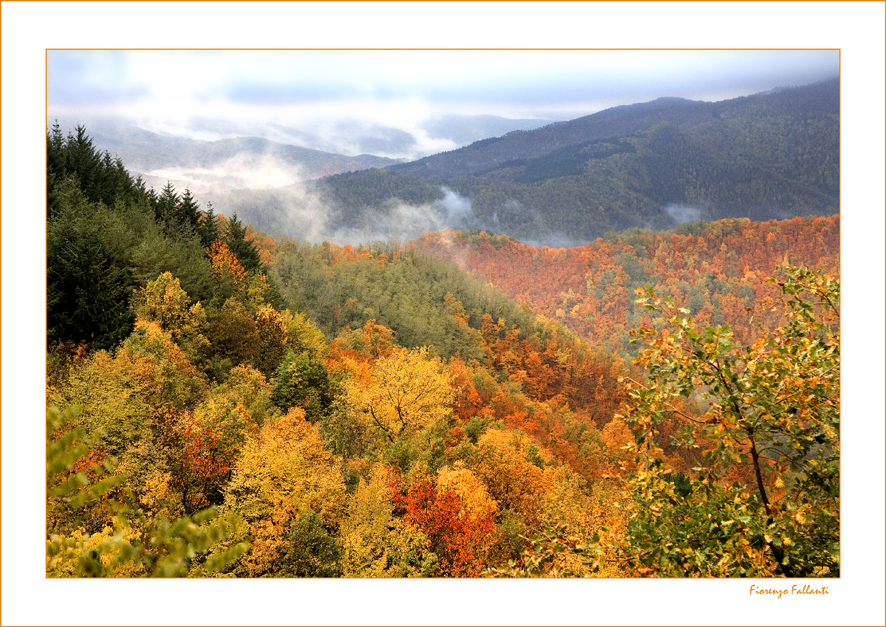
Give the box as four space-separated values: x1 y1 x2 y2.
60 121 402 181
313 79 838 245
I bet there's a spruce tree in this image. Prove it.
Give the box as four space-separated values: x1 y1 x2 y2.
47 121 65 180
179 188 202 231
156 181 180 226
47 181 136 349
223 213 263 273
198 201 221 248
67 126 102 200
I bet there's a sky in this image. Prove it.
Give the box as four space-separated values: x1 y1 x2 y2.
48 49 840 158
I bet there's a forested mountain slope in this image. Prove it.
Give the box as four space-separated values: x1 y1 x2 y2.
391 80 838 183
46 125 629 577
316 80 838 244
414 215 839 355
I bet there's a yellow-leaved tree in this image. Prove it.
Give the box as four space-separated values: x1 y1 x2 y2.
47 406 249 578
339 464 439 577
436 461 498 521
222 408 348 577
132 271 210 364
344 346 455 443
470 428 551 523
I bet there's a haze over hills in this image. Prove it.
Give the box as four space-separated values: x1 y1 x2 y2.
53 112 553 187
48 117 401 190
55 79 838 247
315 79 839 245
54 112 556 241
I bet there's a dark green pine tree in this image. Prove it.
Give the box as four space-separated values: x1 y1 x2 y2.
48 123 140 215
156 181 180 226
98 152 135 207
223 213 263 273
178 188 202 232
133 175 152 209
198 201 221 248
65 126 104 202
47 122 67 219
145 185 158 209
47 121 65 180
47 181 136 350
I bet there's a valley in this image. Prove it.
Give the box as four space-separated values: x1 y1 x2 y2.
72 79 838 247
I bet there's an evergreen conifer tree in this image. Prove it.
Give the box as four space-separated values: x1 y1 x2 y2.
179 188 202 231
156 181 180 226
47 181 136 349
198 201 221 248
223 213 263 273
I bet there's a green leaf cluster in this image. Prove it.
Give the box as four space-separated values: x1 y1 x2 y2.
622 266 839 577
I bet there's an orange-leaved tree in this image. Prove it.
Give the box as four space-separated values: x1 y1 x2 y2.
392 479 495 577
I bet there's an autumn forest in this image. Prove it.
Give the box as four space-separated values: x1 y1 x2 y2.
46 122 839 579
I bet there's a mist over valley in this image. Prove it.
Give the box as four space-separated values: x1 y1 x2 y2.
65 79 839 247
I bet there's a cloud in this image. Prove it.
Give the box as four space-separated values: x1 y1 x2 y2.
201 183 333 245
48 51 147 106
196 183 485 247
48 50 840 160
196 180 605 249
141 154 304 192
434 187 474 226
54 50 839 115
328 187 479 244
51 98 461 160
664 203 704 224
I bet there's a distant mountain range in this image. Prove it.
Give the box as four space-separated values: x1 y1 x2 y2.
47 119 400 189
50 113 553 188
313 79 839 245
54 79 838 246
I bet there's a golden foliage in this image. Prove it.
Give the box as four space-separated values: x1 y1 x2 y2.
47 520 146 578
224 408 347 576
208 240 247 287
436 462 498 520
344 346 455 442
339 465 438 577
471 429 551 522
52 323 206 455
133 272 210 362
138 471 183 522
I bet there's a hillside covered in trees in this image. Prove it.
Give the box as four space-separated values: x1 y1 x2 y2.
46 126 839 579
314 79 838 245
413 215 839 355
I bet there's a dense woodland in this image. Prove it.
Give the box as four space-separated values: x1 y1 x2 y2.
414 215 839 356
46 125 839 578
